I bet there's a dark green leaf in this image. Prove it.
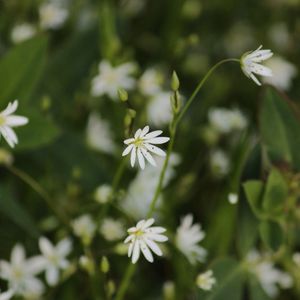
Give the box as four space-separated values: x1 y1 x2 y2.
259 220 284 252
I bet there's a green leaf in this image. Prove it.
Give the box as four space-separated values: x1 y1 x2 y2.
243 180 265 218
259 220 284 252
0 37 47 106
248 274 270 300
260 86 300 170
262 168 288 217
203 258 246 300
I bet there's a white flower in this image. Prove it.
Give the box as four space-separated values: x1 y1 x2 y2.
209 150 230 178
262 56 297 91
11 23 36 44
94 184 112 204
86 112 116 154
39 2 68 30
292 252 300 266
147 92 173 127
228 193 238 204
138 69 163 96
175 214 207 264
99 218 125 241
0 100 29 148
196 270 216 291
241 45 273 85
39 237 72 286
124 218 168 264
122 125 170 169
72 214 96 245
246 250 293 298
0 290 13 300
91 60 136 100
0 244 45 297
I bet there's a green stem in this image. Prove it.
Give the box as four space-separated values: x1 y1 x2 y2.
6 165 70 228
115 264 136 300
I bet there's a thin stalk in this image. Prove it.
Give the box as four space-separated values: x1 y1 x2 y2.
115 264 136 300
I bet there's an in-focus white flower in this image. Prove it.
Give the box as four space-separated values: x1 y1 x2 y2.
209 150 230 178
91 60 136 100
175 214 207 264
86 112 116 154
124 218 168 264
241 45 273 85
147 92 173 127
228 193 238 204
39 2 68 30
99 218 125 241
72 214 96 245
94 184 112 204
246 250 293 298
196 270 216 291
39 237 72 286
11 23 36 44
0 290 13 300
0 244 45 297
262 56 297 91
122 125 170 169
0 100 28 148
138 69 163 96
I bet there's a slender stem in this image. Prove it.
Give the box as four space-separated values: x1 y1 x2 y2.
112 158 127 193
115 264 136 300
6 165 70 228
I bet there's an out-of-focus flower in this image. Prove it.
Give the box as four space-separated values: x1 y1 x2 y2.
138 69 163 96
241 45 273 85
175 214 207 264
121 0 146 16
72 214 96 246
124 218 168 264
39 1 68 30
99 218 125 241
163 281 175 300
147 92 173 127
94 184 112 204
246 250 293 298
39 237 72 286
209 150 230 178
0 100 29 148
0 148 13 166
292 252 300 266
196 270 216 291
0 290 13 300
268 23 291 52
208 108 247 134
0 244 45 298
79 255 94 274
86 112 116 154
262 56 297 90
11 23 36 44
122 125 169 169
228 193 238 204
91 60 136 100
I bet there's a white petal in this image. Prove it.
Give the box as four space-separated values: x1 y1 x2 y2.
5 116 28 127
11 244 25 265
132 240 140 264
57 238 72 256
124 235 134 244
134 129 142 139
146 226 166 234
130 147 137 167
136 220 145 229
0 289 14 300
146 137 170 144
0 261 12 279
122 144 134 156
142 218 155 230
124 138 134 145
140 148 156 166
139 240 154 263
0 126 18 148
128 242 134 257
26 256 46 275
46 267 59 286
144 144 166 157
250 73 261 86
145 233 168 242
39 237 54 257
144 130 162 139
140 126 150 138
137 148 145 169
1 100 18 116
144 238 163 256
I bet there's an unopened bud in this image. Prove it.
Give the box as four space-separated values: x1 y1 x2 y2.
101 256 110 274
171 71 180 91
163 281 175 300
107 280 116 297
118 88 128 102
0 148 13 166
170 90 181 114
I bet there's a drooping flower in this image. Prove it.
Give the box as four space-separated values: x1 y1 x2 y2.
241 45 273 85
175 214 207 264
91 60 136 100
122 125 170 169
0 100 29 148
124 218 168 264
39 237 72 286
196 270 216 291
0 244 45 298
99 218 125 241
11 23 36 44
0 290 13 300
72 214 96 246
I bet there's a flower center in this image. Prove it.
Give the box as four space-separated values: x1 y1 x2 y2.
133 138 144 147
0 115 6 126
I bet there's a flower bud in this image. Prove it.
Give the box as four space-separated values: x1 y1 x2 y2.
101 256 110 274
118 88 128 102
170 91 181 114
171 71 180 91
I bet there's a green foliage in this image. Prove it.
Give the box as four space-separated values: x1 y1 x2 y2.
259 220 284 252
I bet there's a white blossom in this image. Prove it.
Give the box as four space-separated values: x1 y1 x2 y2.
228 193 238 204
175 214 207 264
39 1 68 30
11 23 36 44
0 244 45 298
262 56 297 91
0 290 13 300
72 214 96 245
86 112 116 154
124 218 168 264
91 60 136 100
241 45 273 85
0 100 28 148
209 149 230 177
94 184 112 204
196 270 216 291
138 69 163 96
99 218 125 241
39 237 72 286
122 125 170 169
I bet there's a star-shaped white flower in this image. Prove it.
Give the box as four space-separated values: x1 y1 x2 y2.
0 100 28 148
122 125 170 169
196 270 216 291
39 237 72 286
124 218 168 264
241 45 273 85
